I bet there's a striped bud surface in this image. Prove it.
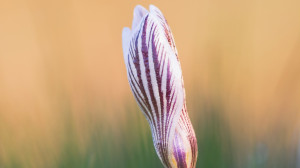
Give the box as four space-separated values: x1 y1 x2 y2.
122 5 198 168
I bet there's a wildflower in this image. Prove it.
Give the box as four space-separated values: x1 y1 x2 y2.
122 5 198 168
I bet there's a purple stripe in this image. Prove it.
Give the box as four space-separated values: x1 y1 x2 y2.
166 59 179 148
166 59 171 120
128 62 140 89
132 19 157 130
159 46 166 78
165 59 172 152
151 26 172 167
128 62 145 104
141 16 171 167
128 66 151 120
179 104 198 168
140 16 159 126
173 132 187 168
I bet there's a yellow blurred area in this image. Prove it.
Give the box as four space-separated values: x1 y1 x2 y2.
0 0 300 167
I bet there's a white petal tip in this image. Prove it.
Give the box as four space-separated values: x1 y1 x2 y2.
149 4 162 14
132 5 148 30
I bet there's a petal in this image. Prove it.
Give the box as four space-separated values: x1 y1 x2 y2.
132 5 148 31
122 27 131 67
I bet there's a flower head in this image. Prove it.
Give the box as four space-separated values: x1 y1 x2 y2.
122 5 198 168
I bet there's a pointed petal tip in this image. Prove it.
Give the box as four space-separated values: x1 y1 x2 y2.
149 4 162 14
134 5 148 13
149 4 157 10
132 5 148 30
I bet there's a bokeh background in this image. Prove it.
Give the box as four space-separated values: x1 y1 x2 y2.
1 0 300 167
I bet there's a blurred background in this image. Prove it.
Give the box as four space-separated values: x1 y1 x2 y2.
0 0 300 167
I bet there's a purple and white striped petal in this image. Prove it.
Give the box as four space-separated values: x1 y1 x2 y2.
122 5 198 168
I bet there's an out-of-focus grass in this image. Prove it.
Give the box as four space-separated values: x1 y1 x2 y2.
0 95 299 168
46 102 163 168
